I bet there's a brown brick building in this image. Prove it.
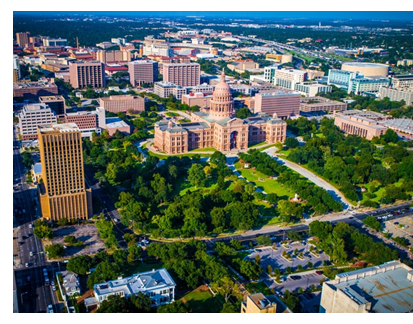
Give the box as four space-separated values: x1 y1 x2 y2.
69 61 106 89
155 71 286 154
300 97 347 113
38 123 92 221
99 95 145 114
254 91 301 119
13 80 58 99
162 63 200 87
128 60 158 86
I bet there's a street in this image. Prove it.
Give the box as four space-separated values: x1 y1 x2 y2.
13 126 59 313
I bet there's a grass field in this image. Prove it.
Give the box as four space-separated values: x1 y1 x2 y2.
122 261 164 277
248 141 267 148
189 147 217 152
182 288 224 313
178 177 219 196
234 161 294 198
147 150 212 160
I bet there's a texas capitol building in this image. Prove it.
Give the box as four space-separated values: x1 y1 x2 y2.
155 71 287 154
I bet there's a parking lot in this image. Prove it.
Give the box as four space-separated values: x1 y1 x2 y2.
382 215 413 246
246 241 330 273
50 224 105 258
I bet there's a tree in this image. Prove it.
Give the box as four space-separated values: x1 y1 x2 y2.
288 231 302 242
307 261 313 268
256 235 272 246
127 244 143 263
57 218 68 226
33 219 53 240
267 265 273 274
96 295 136 313
157 300 190 313
266 193 278 205
211 277 242 303
221 302 238 313
187 163 207 188
45 244 64 259
67 255 92 275
284 137 300 149
87 260 121 290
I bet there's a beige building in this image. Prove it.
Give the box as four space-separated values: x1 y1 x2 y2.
69 61 106 89
181 92 212 108
320 260 413 313
38 123 92 221
265 54 293 64
391 74 413 90
99 95 145 114
97 50 131 64
300 97 347 113
341 62 389 78
334 110 388 140
241 293 292 313
162 63 200 87
18 103 58 140
155 71 286 154
128 60 158 86
379 87 413 105
255 91 301 119
227 59 259 73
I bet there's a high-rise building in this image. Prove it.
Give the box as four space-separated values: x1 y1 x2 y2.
39 95 66 115
18 103 58 140
272 69 307 90
38 123 92 221
16 32 30 47
42 38 68 47
162 63 200 87
128 60 158 86
99 95 145 114
69 61 106 89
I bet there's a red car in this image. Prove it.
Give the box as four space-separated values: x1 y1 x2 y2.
315 271 323 275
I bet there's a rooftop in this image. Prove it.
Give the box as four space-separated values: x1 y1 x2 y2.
38 123 80 133
105 117 129 129
327 261 413 313
247 293 292 313
257 91 301 97
342 62 389 68
94 268 175 297
33 163 42 174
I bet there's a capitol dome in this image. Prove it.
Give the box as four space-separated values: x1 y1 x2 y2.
209 70 234 120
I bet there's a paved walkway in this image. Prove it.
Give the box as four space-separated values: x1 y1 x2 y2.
263 147 352 209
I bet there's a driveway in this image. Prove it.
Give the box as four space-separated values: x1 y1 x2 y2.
262 270 326 294
226 156 265 194
263 147 351 209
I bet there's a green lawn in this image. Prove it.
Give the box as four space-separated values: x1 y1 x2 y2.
190 147 217 152
177 118 191 123
122 261 164 277
360 180 412 205
248 141 267 148
178 178 218 196
147 151 212 160
257 144 278 151
244 282 273 296
165 112 179 117
182 288 223 313
234 161 294 198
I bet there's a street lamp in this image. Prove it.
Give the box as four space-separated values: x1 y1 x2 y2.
20 291 28 305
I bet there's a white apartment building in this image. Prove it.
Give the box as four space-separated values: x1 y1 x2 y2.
18 103 58 140
93 268 176 308
379 87 413 105
294 82 332 97
154 81 178 98
391 74 413 90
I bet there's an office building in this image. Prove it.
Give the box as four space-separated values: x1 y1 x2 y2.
155 71 286 154
328 69 359 90
99 95 145 114
241 293 292 313
272 69 308 90
181 92 213 108
104 117 131 136
42 38 68 47
263 64 283 83
38 123 92 221
154 81 179 98
227 59 259 73
92 268 175 308
111 38 126 45
16 32 30 47
391 74 413 90
379 87 413 105
294 82 332 97
320 261 413 313
333 110 388 140
18 103 58 140
300 97 347 113
128 60 158 86
13 55 20 81
254 91 301 119
63 108 105 138
13 80 59 99
162 63 200 87
69 61 106 89
39 95 66 115
397 59 413 67
349 77 390 95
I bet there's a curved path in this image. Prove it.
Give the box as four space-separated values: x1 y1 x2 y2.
263 147 353 209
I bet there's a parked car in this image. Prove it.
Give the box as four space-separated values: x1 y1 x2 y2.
290 275 301 280
25 263 29 267
315 271 323 275
29 251 33 256
29 224 33 229
394 222 399 225
47 305 53 313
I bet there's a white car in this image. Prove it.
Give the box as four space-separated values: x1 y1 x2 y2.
29 224 33 229
47 304 54 313
25 263 29 267
29 251 33 256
